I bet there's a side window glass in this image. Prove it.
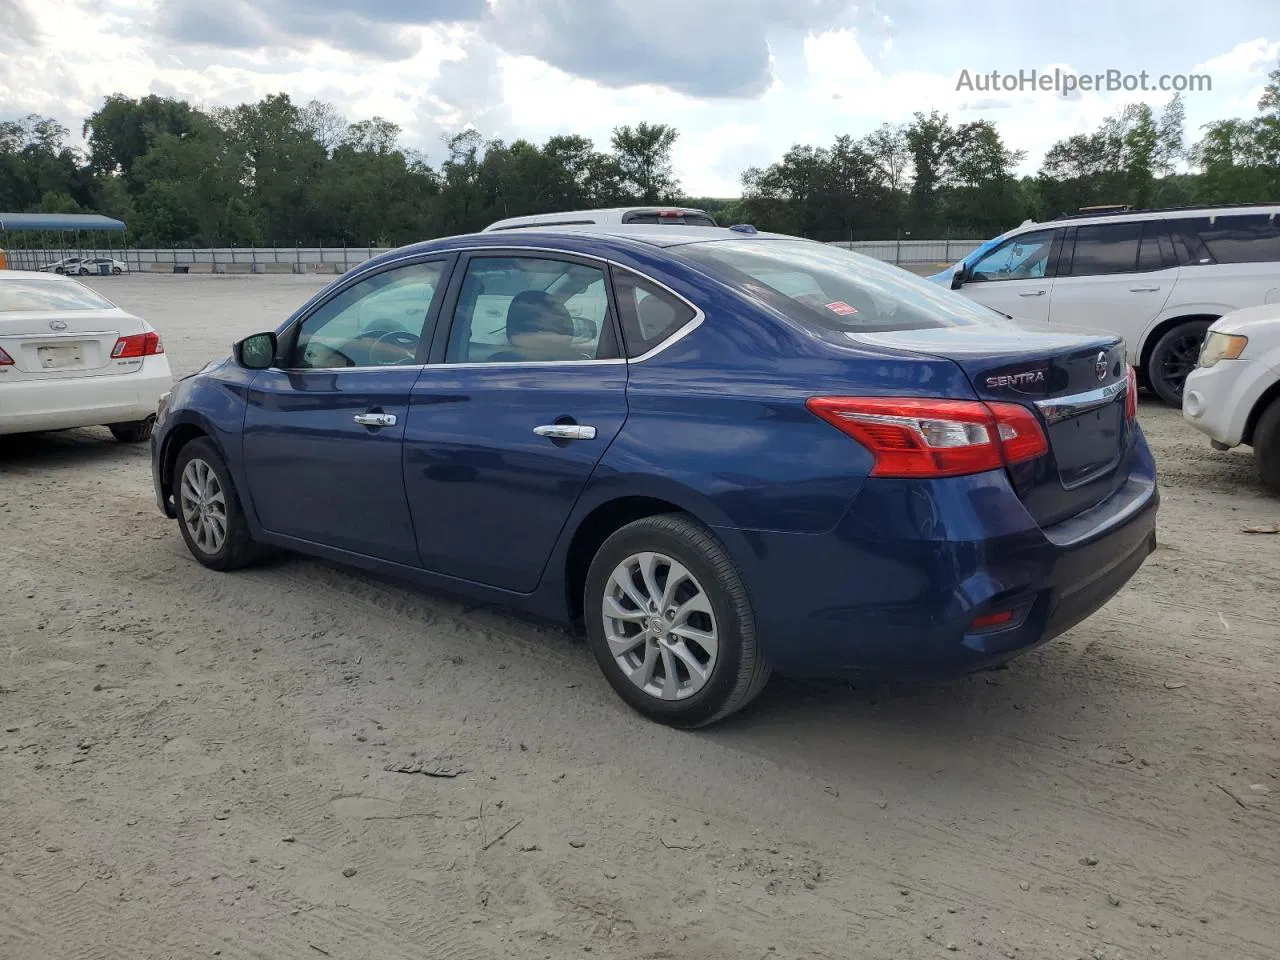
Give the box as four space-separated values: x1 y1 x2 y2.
1196 214 1280 264
1066 222 1141 276
968 230 1055 282
290 261 445 369
612 271 698 357
1167 217 1214 265
1137 223 1172 272
445 257 616 364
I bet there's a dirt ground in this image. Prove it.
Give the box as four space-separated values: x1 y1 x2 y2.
3 274 1279 960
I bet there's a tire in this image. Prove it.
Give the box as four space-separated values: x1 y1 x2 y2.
112 267 122 275
1253 398 1280 495
584 514 771 728
1147 319 1212 406
172 437 260 571
108 417 154 443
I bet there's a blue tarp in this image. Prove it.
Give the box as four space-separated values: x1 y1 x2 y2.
0 213 126 232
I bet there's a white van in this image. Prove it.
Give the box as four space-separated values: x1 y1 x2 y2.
482 206 719 231
935 204 1280 404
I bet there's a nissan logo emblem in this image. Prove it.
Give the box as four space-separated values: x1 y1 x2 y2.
1094 351 1108 382
49 319 67 331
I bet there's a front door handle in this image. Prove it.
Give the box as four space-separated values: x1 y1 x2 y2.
353 412 397 427
534 424 597 440
1018 289 1047 297
1129 285 1160 293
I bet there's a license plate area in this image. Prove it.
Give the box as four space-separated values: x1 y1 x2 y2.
36 343 88 370
1048 398 1124 489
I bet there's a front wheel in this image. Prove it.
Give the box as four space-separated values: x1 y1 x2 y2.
172 437 260 570
1147 319 1212 405
112 266 122 275
1253 398 1280 495
584 514 771 727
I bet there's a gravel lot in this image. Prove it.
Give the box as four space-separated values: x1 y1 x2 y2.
3 274 1279 960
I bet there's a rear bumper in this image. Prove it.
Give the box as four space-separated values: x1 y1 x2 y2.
1183 359 1280 448
0 357 172 436
728 430 1159 679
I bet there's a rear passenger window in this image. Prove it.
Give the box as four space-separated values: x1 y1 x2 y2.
612 271 697 357
1195 214 1280 264
1137 223 1176 271
1067 222 1142 276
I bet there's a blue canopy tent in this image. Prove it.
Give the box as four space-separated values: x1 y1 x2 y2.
0 212 127 272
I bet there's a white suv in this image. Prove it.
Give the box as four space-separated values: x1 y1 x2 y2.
1182 303 1280 493
935 205 1280 404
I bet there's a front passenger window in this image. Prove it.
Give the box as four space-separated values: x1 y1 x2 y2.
968 230 1055 282
290 261 445 369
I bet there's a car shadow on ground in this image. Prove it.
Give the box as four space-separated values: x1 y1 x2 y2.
0 429 142 469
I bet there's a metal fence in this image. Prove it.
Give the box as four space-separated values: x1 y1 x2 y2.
3 237 981 274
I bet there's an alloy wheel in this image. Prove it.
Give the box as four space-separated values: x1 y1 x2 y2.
601 551 719 701
179 458 228 555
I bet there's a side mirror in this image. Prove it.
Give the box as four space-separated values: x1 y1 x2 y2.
951 266 966 290
235 332 277 370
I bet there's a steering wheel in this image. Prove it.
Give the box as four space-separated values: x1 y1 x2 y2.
364 329 421 365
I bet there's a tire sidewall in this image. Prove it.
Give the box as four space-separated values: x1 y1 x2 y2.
1148 320 1212 405
1253 398 1280 492
173 439 242 568
584 519 752 726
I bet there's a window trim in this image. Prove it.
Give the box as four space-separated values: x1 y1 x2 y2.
277 253 457 372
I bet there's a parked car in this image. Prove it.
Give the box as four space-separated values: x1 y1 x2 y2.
1183 303 1280 492
930 204 1280 405
483 206 720 231
0 271 171 440
74 257 129 276
150 226 1158 726
39 257 87 274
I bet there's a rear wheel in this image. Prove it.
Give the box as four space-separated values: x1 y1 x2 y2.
1253 398 1280 494
108 417 154 443
584 514 771 727
173 437 260 570
112 266 122 275
1147 319 1212 406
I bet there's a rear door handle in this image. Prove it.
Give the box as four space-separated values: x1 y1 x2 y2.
1018 289 1047 297
1129 285 1160 292
534 424 596 440
353 412 397 427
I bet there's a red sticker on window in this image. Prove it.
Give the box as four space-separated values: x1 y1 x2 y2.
824 300 858 316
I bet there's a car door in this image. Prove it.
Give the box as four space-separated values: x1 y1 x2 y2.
241 256 453 566
403 252 628 593
954 228 1059 323
1048 221 1176 345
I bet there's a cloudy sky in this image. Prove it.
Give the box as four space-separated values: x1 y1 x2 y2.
1 0 1277 195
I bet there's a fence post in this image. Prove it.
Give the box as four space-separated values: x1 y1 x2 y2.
296 242 301 267
895 229 902 266
343 241 348 273
230 243 236 264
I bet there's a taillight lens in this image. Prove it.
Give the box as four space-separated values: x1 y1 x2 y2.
1125 365 1138 420
806 396 1049 479
111 331 164 359
0 346 13 366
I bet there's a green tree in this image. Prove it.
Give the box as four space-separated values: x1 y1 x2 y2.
610 123 680 203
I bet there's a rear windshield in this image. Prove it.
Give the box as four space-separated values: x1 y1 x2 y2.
680 238 1013 332
0 278 115 312
622 211 719 227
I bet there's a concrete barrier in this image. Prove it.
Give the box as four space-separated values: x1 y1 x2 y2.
213 262 253 274
254 262 293 274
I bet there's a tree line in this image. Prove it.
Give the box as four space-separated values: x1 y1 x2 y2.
1 61 1276 248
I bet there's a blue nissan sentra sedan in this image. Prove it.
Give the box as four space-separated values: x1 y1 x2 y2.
151 226 1158 727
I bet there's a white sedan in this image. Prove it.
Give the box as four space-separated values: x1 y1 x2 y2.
1183 303 1280 493
0 271 172 441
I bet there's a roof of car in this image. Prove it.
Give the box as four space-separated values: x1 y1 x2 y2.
0 269 77 281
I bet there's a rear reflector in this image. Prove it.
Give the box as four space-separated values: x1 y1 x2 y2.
971 609 1015 630
0 346 13 366
111 331 164 359
806 396 1049 479
1125 365 1138 420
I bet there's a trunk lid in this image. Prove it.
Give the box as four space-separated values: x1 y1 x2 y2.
849 327 1132 528
0 308 144 382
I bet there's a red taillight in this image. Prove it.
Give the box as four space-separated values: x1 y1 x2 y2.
1125 365 1138 420
0 346 13 366
806 396 1049 479
111 331 164 359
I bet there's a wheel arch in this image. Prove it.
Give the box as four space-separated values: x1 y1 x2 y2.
157 417 225 505
1244 379 1280 447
